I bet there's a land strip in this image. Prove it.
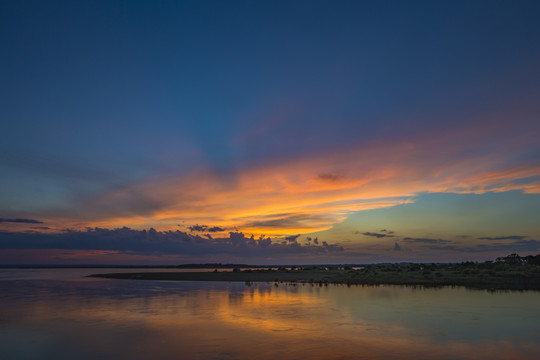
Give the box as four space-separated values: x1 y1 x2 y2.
91 257 540 290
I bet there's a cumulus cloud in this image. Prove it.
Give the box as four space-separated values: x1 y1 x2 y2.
0 228 344 258
188 224 208 232
187 224 225 233
306 236 319 244
284 234 301 243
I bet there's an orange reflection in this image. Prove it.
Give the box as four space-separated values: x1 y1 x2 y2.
4 282 540 360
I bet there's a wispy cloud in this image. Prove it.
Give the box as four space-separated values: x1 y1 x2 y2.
359 231 395 239
474 239 540 252
11 106 540 236
0 218 43 224
477 235 527 241
317 173 344 182
403 237 451 244
207 226 225 232
425 239 540 253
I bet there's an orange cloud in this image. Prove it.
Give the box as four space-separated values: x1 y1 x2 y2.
31 109 540 237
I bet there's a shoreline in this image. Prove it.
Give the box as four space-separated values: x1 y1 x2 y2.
90 266 540 290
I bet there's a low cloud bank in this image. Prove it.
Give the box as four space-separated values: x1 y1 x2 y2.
0 227 344 258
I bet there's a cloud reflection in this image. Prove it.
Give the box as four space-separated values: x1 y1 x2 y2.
2 279 539 360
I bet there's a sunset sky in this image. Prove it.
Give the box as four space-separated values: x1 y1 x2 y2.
1 0 540 264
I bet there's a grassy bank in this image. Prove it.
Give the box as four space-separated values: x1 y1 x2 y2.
91 254 540 290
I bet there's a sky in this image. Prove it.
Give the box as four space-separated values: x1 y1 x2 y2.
1 0 540 265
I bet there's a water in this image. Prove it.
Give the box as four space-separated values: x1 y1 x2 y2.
1 269 539 359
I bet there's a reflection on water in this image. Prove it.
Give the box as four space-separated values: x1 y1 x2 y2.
1 269 539 360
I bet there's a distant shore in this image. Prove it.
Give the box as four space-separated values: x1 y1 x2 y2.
91 259 540 290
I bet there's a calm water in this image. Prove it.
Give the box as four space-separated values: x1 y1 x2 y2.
1 269 539 360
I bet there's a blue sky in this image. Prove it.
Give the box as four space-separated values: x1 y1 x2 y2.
1 0 540 264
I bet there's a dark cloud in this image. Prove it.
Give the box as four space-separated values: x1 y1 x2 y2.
188 224 225 233
188 224 208 232
284 234 300 243
0 228 344 257
403 237 451 244
320 241 343 252
259 236 272 248
30 226 51 230
317 173 344 182
305 236 320 245
0 218 43 224
360 232 395 239
393 242 402 251
187 224 225 233
207 226 225 232
477 235 527 241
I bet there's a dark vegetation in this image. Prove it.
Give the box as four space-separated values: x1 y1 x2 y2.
91 253 540 290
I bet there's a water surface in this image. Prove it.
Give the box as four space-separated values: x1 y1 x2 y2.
1 269 539 359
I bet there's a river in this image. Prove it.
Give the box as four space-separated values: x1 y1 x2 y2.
1 268 539 359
